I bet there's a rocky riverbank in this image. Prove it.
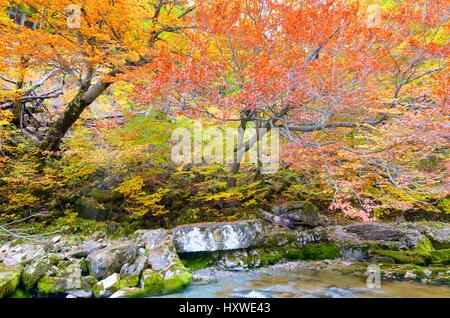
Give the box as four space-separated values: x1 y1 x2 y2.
1 212 449 298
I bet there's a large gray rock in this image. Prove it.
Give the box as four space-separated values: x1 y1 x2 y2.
172 220 264 253
87 241 137 279
120 254 147 288
70 240 106 258
135 229 192 294
135 229 178 271
344 223 423 249
0 243 46 266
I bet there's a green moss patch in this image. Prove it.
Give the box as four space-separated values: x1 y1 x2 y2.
430 249 450 264
180 252 218 271
284 243 341 261
0 264 22 298
163 271 192 294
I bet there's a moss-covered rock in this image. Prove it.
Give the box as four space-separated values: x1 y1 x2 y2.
415 236 434 255
161 260 192 294
369 249 427 265
250 248 283 267
22 256 50 291
430 249 450 264
260 228 301 248
281 243 341 261
119 255 147 288
163 270 192 294
36 276 68 294
367 235 435 265
10 287 30 298
0 264 22 298
141 269 164 295
36 260 85 296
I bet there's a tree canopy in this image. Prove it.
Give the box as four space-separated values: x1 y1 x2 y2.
0 0 448 223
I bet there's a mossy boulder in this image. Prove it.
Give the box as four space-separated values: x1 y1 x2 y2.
36 260 88 296
367 235 436 265
119 255 147 288
21 256 50 290
430 249 450 264
368 249 428 265
264 201 330 230
163 268 192 294
248 242 341 268
0 264 22 298
284 201 330 228
36 276 68 294
141 269 164 295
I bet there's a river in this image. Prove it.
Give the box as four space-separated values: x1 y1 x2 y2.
163 262 450 298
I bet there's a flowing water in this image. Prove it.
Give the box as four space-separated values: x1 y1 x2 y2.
164 262 450 298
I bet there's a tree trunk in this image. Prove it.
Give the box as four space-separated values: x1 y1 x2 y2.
12 71 25 127
226 115 248 188
40 80 111 152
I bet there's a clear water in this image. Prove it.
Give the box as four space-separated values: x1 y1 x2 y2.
163 262 450 298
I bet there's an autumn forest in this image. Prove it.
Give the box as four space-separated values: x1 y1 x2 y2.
0 0 449 300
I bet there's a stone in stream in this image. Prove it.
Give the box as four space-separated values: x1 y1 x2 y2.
87 241 137 279
172 220 264 253
0 264 22 298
